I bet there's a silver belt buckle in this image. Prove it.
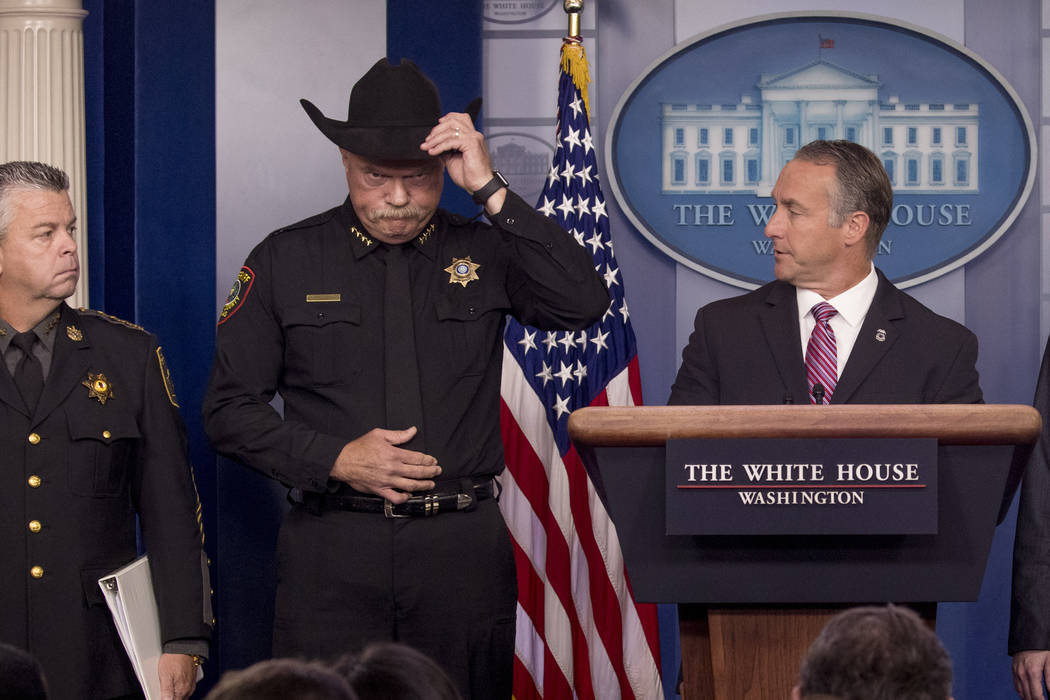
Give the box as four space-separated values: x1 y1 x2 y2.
456 493 474 511
424 494 439 516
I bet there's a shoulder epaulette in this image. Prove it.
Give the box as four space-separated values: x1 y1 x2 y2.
76 308 148 333
438 207 479 229
271 207 340 236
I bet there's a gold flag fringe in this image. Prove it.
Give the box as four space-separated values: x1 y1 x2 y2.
560 39 591 120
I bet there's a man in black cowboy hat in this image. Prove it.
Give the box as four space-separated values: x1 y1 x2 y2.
203 58 608 698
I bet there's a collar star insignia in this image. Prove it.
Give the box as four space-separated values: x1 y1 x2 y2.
351 223 436 248
417 223 435 246
82 371 114 404
350 226 374 247
67 325 83 341
444 256 481 287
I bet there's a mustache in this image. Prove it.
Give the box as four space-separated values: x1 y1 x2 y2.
368 206 428 221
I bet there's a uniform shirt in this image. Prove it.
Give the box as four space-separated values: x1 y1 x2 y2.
0 311 59 378
204 190 609 492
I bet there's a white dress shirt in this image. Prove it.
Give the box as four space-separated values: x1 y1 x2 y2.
796 264 878 379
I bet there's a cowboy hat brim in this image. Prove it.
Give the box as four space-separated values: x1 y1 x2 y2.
301 97 482 161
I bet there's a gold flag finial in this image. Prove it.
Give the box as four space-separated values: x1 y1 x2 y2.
564 0 583 39
560 0 591 120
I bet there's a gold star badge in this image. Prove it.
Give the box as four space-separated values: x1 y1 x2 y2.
67 325 83 341
445 256 481 287
82 372 114 405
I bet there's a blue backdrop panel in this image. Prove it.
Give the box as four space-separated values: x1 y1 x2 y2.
387 0 483 217
83 0 218 690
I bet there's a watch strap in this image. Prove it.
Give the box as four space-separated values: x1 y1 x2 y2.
471 171 509 205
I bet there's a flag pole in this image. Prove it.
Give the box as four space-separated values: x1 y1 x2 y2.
565 0 583 39
561 0 591 118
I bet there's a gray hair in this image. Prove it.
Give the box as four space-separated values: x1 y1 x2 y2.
0 161 70 239
793 140 893 259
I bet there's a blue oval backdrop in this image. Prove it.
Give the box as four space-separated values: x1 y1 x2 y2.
606 13 1036 289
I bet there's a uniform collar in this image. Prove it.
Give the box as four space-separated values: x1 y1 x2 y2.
0 308 61 354
338 197 439 261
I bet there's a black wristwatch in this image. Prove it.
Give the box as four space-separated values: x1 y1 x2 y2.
471 171 509 205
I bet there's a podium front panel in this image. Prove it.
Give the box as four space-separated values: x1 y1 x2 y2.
590 443 1010 603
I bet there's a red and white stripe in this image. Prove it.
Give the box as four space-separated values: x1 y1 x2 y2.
500 347 663 699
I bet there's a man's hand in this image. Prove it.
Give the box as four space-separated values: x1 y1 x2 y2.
1012 650 1050 699
330 426 442 503
419 113 506 213
158 653 197 700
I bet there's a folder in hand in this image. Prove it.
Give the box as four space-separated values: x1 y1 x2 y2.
99 555 202 700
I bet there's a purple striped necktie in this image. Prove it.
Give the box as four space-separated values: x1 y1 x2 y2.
806 302 838 404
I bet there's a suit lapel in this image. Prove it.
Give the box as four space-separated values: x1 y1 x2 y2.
758 282 809 404
33 305 92 425
832 272 903 404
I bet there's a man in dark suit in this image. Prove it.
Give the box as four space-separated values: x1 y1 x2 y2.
1010 338 1050 700
0 161 212 699
669 139 982 407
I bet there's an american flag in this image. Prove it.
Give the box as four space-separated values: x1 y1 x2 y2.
498 39 664 699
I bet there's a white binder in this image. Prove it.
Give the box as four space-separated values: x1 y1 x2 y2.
99 555 201 699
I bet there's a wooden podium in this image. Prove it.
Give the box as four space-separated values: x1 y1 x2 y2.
567 405 1040 700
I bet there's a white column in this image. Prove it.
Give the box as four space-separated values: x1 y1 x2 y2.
868 99 879 152
798 99 808 144
759 101 774 195
0 0 89 309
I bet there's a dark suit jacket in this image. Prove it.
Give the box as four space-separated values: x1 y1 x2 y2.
1010 337 1050 653
668 269 982 405
0 304 212 700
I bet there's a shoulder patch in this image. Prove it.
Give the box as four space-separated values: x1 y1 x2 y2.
156 346 180 407
218 266 255 325
77 308 146 332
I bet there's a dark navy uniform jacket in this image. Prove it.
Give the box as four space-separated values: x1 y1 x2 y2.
204 190 609 488
0 304 212 700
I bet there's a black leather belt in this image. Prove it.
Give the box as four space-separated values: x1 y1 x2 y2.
294 476 495 518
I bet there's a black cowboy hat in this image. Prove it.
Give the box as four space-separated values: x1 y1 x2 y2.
300 57 481 161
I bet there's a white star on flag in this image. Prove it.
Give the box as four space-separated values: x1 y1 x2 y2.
554 361 574 387
517 329 536 355
535 362 553 386
538 196 556 217
564 126 582 152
